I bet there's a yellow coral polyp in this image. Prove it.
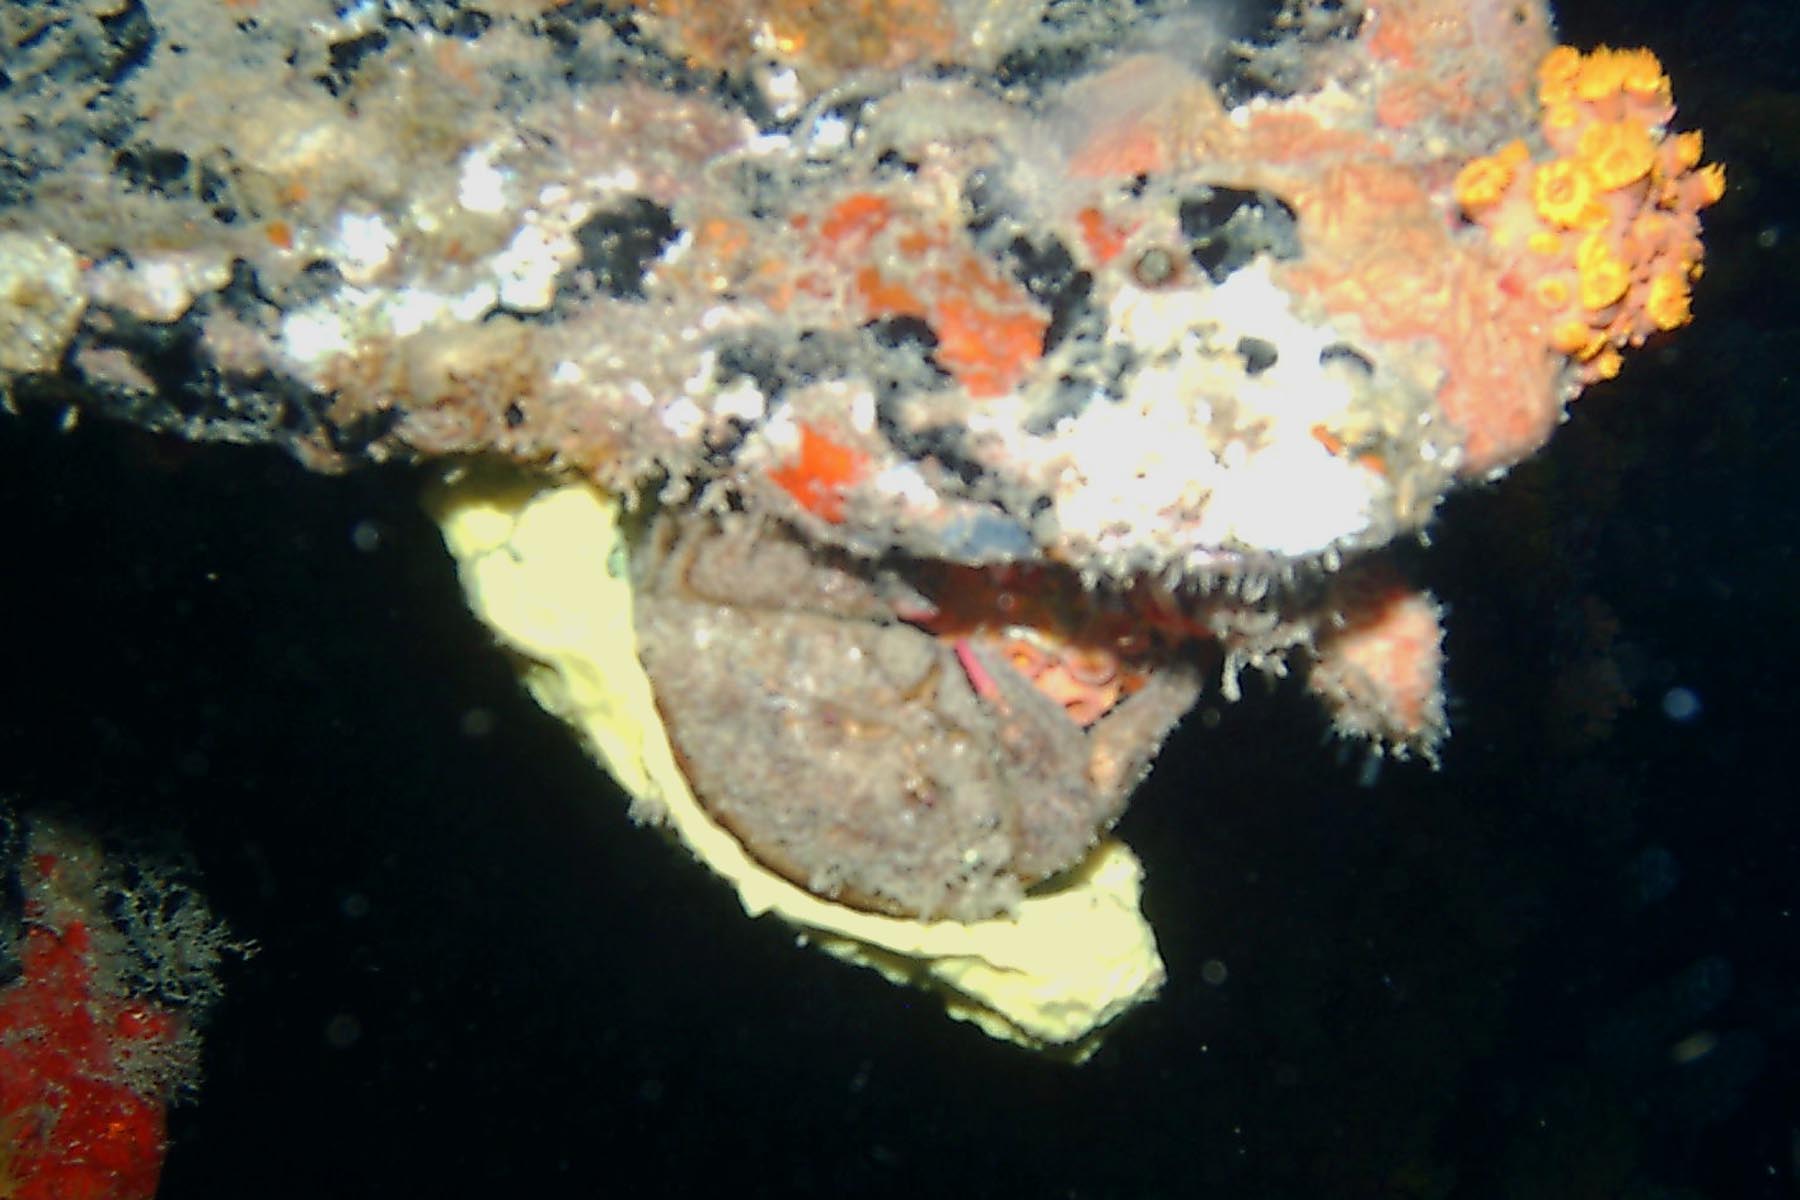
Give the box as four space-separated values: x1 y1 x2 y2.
1695 162 1727 207
1543 45 1671 109
1575 199 1616 233
1533 160 1596 228
1542 101 1583 142
1576 234 1630 310
1533 275 1572 310
1537 44 1583 104
1458 141 1530 211
1673 130 1705 172
1646 270 1693 330
1527 230 1563 257
1454 157 1513 211
1550 318 1601 357
1575 47 1631 101
1579 120 1657 190
1627 209 1673 253
1615 48 1670 100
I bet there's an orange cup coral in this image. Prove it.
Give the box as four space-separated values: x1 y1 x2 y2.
1455 45 1724 386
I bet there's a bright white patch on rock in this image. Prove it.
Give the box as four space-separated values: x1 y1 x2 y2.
279 303 354 366
493 220 572 312
85 252 232 324
332 211 397 284
661 395 703 439
713 379 766 424
1048 258 1380 564
458 149 511 214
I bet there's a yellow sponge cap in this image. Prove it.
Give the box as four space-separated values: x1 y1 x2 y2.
428 467 1165 1059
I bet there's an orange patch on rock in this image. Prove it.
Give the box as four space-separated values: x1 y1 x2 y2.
1309 584 1446 754
808 192 1048 399
1076 207 1133 265
1282 160 1562 475
768 423 870 524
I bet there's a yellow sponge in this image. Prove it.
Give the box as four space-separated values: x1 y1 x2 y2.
427 467 1164 1059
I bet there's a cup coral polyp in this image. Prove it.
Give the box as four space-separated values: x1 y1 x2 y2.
1455 45 1724 386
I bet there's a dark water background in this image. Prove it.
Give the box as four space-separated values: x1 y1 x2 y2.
3 0 1797 1195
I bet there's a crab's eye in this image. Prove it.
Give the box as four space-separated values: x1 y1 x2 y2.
1131 245 1182 288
